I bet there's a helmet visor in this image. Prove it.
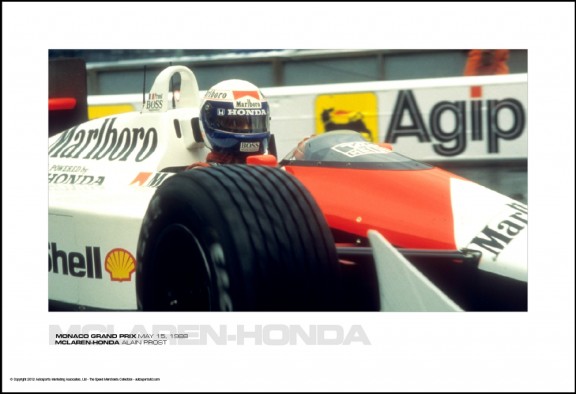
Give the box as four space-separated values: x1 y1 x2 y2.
211 113 269 134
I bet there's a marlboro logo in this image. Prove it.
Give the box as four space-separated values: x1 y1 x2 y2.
468 202 527 258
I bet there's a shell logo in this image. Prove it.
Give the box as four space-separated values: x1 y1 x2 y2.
105 248 136 282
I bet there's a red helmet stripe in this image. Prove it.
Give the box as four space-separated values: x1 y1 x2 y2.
233 90 259 100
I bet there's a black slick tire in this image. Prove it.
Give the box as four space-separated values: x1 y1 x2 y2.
136 165 341 311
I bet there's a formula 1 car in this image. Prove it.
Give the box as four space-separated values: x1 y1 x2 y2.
48 65 527 312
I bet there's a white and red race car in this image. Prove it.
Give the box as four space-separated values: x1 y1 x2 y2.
48 65 527 312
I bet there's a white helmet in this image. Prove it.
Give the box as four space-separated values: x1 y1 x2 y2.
199 79 270 157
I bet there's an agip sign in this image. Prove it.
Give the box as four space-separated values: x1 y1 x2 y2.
312 78 526 162
380 83 526 161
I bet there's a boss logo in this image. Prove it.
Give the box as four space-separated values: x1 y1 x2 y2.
240 142 260 152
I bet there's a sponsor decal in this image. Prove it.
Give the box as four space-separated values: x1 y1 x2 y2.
130 172 172 188
332 141 390 157
48 173 105 186
49 165 88 174
234 98 261 108
240 142 260 153
49 118 158 162
384 90 526 156
48 164 106 186
49 243 136 282
49 242 103 279
233 91 262 109
145 92 164 111
204 90 229 100
233 90 260 100
226 109 266 116
467 202 527 258
105 248 136 282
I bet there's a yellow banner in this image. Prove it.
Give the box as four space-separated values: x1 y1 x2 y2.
315 92 378 142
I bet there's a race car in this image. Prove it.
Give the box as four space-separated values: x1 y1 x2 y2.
48 65 527 312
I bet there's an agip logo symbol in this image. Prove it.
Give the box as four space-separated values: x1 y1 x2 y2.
105 248 136 282
315 92 378 142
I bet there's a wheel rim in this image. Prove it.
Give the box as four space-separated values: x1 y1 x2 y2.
152 224 213 311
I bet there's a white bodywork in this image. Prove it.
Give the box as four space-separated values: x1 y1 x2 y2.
450 178 527 282
49 66 206 310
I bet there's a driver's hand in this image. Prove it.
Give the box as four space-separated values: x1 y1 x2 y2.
294 135 314 160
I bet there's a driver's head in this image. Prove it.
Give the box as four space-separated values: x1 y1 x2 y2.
199 79 270 160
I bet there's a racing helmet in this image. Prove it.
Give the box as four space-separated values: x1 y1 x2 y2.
199 79 270 157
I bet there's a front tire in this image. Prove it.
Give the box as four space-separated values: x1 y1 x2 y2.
136 165 341 311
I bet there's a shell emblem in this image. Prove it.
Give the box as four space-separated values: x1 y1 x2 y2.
105 248 136 282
